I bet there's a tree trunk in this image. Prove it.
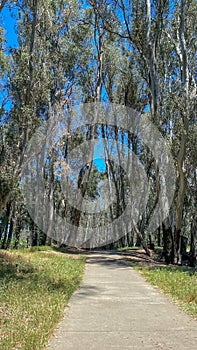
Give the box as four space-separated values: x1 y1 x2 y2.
6 217 14 249
162 223 173 264
30 223 38 247
174 0 189 264
0 192 11 218
13 216 22 249
0 202 11 249
157 226 161 247
134 226 151 256
190 213 197 267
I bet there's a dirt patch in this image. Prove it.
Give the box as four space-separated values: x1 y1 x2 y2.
119 249 196 271
64 247 168 268
47 247 167 267
120 249 168 268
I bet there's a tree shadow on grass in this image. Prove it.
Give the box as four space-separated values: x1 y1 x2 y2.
149 265 196 276
124 254 196 277
0 251 81 295
0 251 35 281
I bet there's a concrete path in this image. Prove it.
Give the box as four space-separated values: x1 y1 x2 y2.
47 252 197 350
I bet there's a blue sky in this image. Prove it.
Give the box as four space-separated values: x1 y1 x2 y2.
1 5 18 50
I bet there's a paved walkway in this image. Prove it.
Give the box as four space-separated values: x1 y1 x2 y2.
47 252 197 350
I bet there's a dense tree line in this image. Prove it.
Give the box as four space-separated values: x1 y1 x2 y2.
0 0 196 265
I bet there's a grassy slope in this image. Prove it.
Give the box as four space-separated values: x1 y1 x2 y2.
0 248 85 350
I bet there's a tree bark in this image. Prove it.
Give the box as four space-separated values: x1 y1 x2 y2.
190 213 197 267
162 223 173 264
174 0 189 264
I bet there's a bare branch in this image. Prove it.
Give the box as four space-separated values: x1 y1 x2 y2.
0 0 8 13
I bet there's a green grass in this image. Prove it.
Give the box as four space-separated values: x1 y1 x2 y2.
16 245 55 253
130 262 197 318
0 248 85 350
117 246 142 251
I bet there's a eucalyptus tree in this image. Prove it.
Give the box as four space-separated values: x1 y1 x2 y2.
85 0 197 262
0 0 196 257
0 0 89 246
160 0 197 263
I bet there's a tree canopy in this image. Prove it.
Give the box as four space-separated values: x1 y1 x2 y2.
0 0 196 265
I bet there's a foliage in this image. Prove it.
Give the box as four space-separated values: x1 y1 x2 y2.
0 0 196 263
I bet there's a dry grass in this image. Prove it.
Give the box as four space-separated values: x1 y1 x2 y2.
0 248 85 350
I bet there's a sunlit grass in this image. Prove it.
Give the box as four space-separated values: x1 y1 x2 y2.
130 262 197 318
0 249 85 350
